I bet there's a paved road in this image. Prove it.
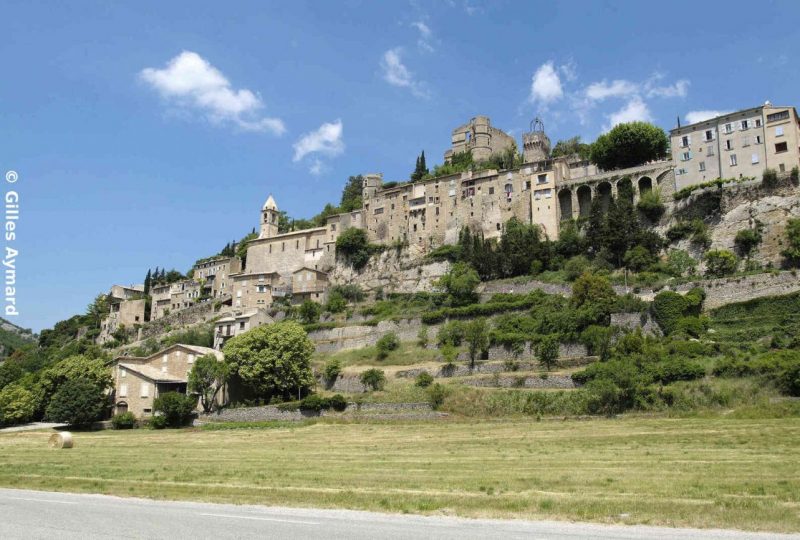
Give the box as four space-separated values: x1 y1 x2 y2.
0 488 797 540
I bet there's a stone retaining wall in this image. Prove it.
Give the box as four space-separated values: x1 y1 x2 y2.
463 374 575 389
198 401 434 423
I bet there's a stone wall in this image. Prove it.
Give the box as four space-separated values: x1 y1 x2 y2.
463 374 575 389
609 312 662 336
309 318 436 353
676 271 800 311
137 299 222 341
197 401 435 423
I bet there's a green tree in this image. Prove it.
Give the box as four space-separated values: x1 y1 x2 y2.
299 300 321 324
375 332 400 360
323 358 342 385
782 219 800 267
734 228 762 257
143 269 152 295
438 262 480 306
38 355 112 402
0 384 37 426
704 249 738 277
572 272 616 311
585 196 607 253
537 335 560 371
223 321 315 401
339 175 364 212
550 136 591 159
498 219 546 278
44 378 107 426
623 245 655 272
464 318 489 369
360 368 386 391
410 151 429 182
325 290 347 313
153 392 196 427
188 354 230 413
336 227 373 270
589 122 669 170
664 249 697 277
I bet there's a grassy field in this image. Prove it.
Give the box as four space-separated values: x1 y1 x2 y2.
1 416 799 532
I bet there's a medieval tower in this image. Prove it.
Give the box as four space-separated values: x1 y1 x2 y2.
523 117 551 163
260 195 279 239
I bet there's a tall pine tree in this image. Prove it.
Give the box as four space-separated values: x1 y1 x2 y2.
144 269 152 295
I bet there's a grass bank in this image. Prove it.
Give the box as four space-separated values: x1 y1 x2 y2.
1 416 798 532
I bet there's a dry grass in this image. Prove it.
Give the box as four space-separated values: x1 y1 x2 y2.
1 416 799 531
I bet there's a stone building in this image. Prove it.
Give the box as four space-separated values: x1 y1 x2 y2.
193 256 241 299
98 284 146 344
670 103 800 189
170 279 202 311
150 283 171 320
109 344 223 418
213 309 273 349
444 115 517 163
291 267 329 303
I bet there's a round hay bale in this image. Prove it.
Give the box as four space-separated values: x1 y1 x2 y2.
48 432 73 449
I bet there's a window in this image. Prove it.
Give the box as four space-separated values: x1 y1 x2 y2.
281 242 285 252
331 224 336 231
729 154 738 166
751 153 759 164
780 164 786 172
119 383 128 397
756 135 763 144
373 207 383 215
676 168 687 176
504 183 513 193
740 120 749 130
680 135 690 147
496 223 501 230
239 321 245 330
681 151 691 161
775 126 784 136
755 118 762 127
699 161 706 172
120 368 126 378
742 136 749 147
707 145 715 156
256 285 267 293
538 174 548 184
704 129 714 141
725 139 733 150
775 142 788 153
295 240 299 249
767 110 790 122
141 383 149 398
724 123 733 134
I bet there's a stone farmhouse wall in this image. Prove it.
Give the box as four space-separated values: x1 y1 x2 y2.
675 271 800 311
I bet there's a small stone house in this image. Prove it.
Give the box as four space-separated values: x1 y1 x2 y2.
214 309 273 350
109 344 224 418
291 267 328 304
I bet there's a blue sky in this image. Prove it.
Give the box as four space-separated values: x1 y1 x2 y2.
1 0 797 332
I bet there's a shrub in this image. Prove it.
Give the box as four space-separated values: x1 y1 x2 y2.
417 327 429 348
299 300 321 324
652 291 688 335
328 394 348 411
0 384 38 426
761 168 779 188
636 189 665 221
299 394 327 412
330 284 365 303
791 166 799 186
325 291 347 313
585 378 623 416
623 245 655 272
148 414 168 429
152 392 196 428
437 262 480 306
704 249 738 277
323 358 342 384
111 411 137 429
734 228 761 257
664 249 697 277
437 320 466 347
415 372 434 388
45 378 107 427
537 335 560 371
376 332 400 360
427 383 448 409
336 228 374 270
360 368 386 391
781 219 800 267
564 255 590 281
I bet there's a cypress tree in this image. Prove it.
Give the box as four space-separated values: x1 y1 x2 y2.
144 269 152 295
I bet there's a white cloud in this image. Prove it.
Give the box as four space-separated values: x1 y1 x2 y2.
585 79 638 102
380 48 428 98
647 79 690 98
140 51 285 134
529 61 563 105
685 109 732 124
604 97 653 131
411 21 434 52
292 120 344 162
309 159 324 176
559 60 578 82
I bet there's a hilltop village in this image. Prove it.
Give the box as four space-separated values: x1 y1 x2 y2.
99 102 800 347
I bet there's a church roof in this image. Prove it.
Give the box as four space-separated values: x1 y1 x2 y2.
263 195 278 211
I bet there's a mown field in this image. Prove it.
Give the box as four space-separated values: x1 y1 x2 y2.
1 416 799 532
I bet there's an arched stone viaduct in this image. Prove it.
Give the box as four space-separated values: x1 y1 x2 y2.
556 162 675 221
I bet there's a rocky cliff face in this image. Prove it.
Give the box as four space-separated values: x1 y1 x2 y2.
328 247 449 295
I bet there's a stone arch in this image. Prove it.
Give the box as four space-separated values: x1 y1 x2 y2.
638 176 653 195
558 189 573 220
577 185 592 217
597 181 613 212
617 177 634 203
115 401 128 415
